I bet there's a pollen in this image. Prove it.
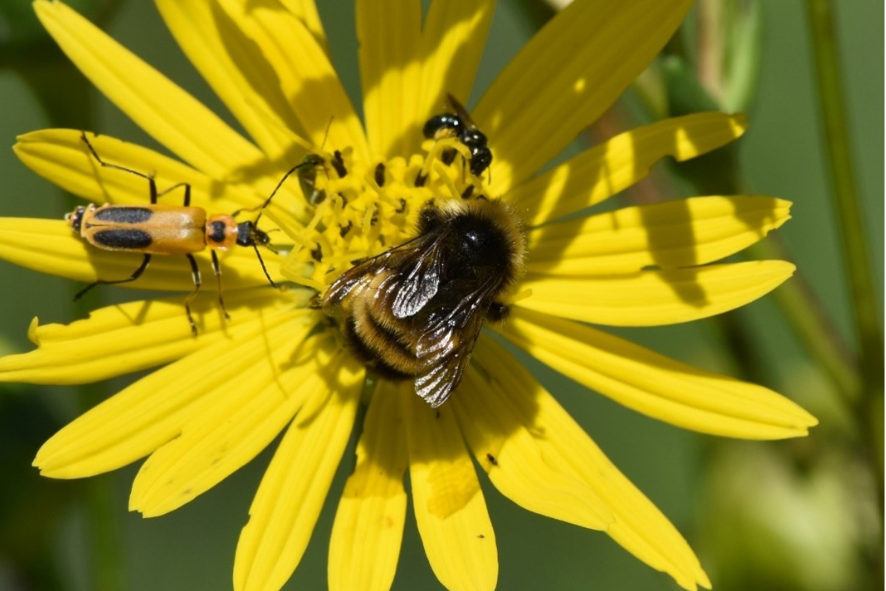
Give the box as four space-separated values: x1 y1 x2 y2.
281 138 484 291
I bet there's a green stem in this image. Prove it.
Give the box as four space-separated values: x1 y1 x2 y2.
806 0 884 484
673 144 860 404
746 240 860 397
806 3 884 587
83 472 125 591
659 42 868 409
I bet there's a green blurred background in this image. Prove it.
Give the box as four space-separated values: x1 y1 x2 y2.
0 0 882 590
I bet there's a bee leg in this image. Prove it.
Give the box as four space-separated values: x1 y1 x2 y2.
74 254 152 300
486 302 509 322
210 250 231 321
183 254 202 336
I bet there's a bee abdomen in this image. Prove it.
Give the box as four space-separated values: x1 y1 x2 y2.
346 302 421 379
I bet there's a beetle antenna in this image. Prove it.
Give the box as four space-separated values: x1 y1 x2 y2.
250 160 312 225
235 116 338 236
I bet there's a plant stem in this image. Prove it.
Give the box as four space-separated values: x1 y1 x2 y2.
806 3 884 588
806 0 883 478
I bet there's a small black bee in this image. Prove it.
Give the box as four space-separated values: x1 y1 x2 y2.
423 94 493 177
321 198 525 406
296 152 327 205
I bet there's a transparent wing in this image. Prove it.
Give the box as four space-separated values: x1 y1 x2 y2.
412 281 497 407
389 239 445 318
321 232 437 309
447 93 477 130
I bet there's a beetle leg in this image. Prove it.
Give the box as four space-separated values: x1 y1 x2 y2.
74 254 152 300
183 254 202 336
80 131 161 203
210 250 231 320
155 182 192 206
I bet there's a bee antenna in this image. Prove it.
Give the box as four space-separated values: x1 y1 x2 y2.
319 116 334 153
253 243 278 288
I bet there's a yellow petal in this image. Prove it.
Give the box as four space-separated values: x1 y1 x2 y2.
329 381 408 591
518 261 796 326
155 0 307 159
475 0 694 194
131 335 341 517
34 0 266 179
507 113 748 226
417 0 496 121
0 288 304 384
405 382 497 591
453 361 613 530
233 357 363 591
503 307 818 438
0 218 285 292
218 0 369 159
16 129 252 209
472 335 710 590
526 196 791 274
33 311 319 478
357 0 422 159
277 0 326 50
15 129 307 242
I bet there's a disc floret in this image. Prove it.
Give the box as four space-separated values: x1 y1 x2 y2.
281 138 483 291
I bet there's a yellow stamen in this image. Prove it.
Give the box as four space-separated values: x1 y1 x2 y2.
280 141 491 291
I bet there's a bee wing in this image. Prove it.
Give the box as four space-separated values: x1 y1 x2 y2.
412 282 497 407
389 238 446 318
321 233 433 308
446 93 477 130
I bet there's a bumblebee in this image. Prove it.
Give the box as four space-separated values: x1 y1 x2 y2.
321 197 525 406
423 94 493 177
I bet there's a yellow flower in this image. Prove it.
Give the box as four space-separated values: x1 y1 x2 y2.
0 1 817 591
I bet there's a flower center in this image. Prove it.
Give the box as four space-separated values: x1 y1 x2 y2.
280 138 484 291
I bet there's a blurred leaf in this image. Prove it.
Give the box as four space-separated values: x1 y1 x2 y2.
660 54 721 116
722 0 763 111
0 390 76 591
0 0 109 47
699 443 871 591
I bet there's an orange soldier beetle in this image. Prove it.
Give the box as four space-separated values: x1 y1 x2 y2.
69 131 310 335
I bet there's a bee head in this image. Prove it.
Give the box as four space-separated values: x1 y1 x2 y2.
453 214 511 269
429 199 525 288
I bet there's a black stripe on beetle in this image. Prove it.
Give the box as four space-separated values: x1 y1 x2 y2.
92 206 154 224
92 228 153 249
